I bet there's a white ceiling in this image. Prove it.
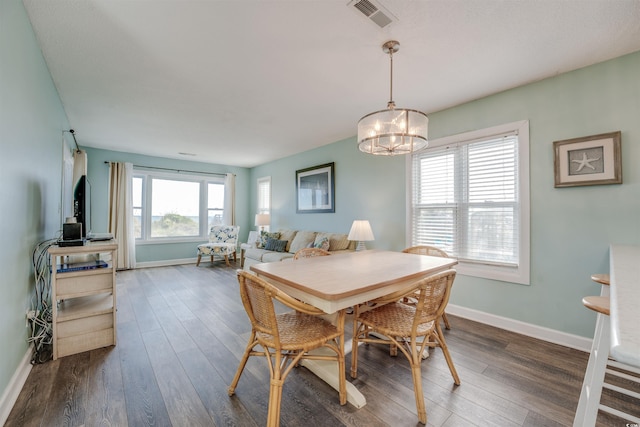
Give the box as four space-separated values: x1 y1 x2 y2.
23 0 640 168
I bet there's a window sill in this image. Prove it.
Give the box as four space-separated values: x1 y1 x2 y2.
456 260 530 285
136 237 207 245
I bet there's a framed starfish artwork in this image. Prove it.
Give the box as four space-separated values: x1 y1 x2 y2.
553 131 622 187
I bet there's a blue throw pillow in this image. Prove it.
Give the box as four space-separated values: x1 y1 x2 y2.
265 238 287 252
258 231 280 248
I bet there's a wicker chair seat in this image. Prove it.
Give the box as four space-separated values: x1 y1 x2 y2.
257 312 342 351
358 302 436 337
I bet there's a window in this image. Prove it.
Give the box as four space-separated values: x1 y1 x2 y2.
207 182 225 227
132 170 225 242
256 176 271 232
409 121 530 284
257 176 271 215
132 176 143 239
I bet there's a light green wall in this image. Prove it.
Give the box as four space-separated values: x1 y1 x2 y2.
83 147 251 263
250 139 408 247
250 51 640 338
0 0 70 402
429 52 640 338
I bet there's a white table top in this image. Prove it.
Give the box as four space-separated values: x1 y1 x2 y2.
251 250 457 314
609 245 640 368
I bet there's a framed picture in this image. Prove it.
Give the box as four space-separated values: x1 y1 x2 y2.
296 162 335 213
553 131 622 188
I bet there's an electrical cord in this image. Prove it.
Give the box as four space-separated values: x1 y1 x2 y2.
28 236 60 364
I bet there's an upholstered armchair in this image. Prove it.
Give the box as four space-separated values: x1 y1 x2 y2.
196 225 240 267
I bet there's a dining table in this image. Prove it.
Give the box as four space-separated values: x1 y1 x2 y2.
250 249 458 408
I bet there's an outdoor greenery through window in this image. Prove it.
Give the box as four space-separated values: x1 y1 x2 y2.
132 170 225 241
409 121 530 284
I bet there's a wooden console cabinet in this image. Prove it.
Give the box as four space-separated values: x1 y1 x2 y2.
48 241 118 360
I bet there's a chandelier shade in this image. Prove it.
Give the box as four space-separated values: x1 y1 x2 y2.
357 108 429 155
357 40 428 155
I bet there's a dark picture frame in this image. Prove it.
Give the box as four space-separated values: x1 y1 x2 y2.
296 162 335 213
553 131 622 188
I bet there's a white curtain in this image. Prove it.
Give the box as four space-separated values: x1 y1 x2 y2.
222 172 236 226
108 162 136 269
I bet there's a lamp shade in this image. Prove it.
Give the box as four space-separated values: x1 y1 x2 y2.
348 220 374 242
255 213 270 227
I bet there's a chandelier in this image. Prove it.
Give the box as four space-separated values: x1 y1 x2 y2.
357 40 429 155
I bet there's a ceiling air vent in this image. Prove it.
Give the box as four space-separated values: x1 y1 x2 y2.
348 0 397 29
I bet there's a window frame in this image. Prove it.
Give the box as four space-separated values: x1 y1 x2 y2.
256 176 271 232
133 169 225 244
257 176 271 215
407 120 530 285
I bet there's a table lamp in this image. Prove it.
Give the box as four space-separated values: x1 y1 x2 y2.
348 220 374 251
255 213 270 231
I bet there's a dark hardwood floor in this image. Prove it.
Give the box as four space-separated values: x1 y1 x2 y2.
7 262 639 426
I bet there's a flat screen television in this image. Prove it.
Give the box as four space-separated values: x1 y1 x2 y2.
73 175 91 238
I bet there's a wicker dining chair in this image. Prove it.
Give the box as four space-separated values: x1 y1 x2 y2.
350 269 460 425
293 247 331 260
229 271 347 427
402 245 453 330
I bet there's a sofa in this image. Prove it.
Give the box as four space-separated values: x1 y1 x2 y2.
242 229 356 271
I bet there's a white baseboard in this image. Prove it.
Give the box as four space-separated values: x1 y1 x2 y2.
135 257 198 269
135 257 242 269
446 304 592 353
0 348 33 426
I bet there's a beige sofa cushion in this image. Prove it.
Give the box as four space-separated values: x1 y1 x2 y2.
262 251 294 263
315 232 350 251
278 229 298 253
288 231 317 253
244 247 269 261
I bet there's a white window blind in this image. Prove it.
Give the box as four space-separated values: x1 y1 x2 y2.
257 176 271 214
411 133 519 267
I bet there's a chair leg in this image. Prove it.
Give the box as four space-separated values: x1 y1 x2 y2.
196 254 202 266
267 377 284 427
441 312 451 330
434 324 460 385
350 317 362 378
224 255 230 266
336 311 347 405
410 361 427 424
233 252 237 263
228 334 257 396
